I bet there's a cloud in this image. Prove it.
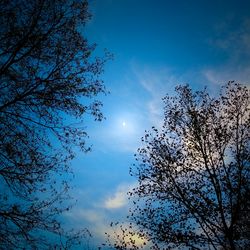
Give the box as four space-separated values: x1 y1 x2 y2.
209 17 250 61
131 62 250 135
203 17 250 89
65 207 109 247
63 182 140 248
134 66 178 97
104 190 127 209
132 65 183 128
105 222 149 249
103 183 135 209
76 209 103 223
203 67 250 87
64 206 105 228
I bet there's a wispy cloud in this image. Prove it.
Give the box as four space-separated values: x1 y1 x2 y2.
103 182 135 209
132 64 183 128
209 17 250 61
203 17 250 89
203 67 250 87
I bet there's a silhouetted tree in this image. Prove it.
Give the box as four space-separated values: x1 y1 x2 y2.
120 82 249 250
0 0 109 248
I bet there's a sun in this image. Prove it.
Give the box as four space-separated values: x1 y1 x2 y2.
113 114 138 136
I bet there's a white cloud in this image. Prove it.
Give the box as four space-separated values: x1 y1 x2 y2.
63 182 140 248
134 66 178 97
64 206 105 225
77 209 103 223
103 183 135 209
203 66 250 91
104 190 127 209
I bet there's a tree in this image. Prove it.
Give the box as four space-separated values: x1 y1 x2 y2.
126 82 249 250
0 0 109 248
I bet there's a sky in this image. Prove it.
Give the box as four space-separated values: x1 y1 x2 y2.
64 0 250 248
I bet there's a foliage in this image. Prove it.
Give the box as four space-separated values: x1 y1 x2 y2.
0 0 109 248
106 82 250 250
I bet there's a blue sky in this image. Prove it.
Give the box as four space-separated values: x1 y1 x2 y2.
64 0 250 247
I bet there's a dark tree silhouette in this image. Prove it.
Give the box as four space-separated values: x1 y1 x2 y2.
106 82 249 250
0 0 109 248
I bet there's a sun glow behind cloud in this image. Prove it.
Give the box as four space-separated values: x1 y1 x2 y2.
90 110 145 153
107 112 141 151
115 115 137 134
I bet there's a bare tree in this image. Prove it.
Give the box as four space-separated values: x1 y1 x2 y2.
0 0 109 248
123 82 249 250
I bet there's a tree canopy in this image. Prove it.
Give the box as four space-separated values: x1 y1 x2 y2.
105 82 250 250
0 0 109 248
